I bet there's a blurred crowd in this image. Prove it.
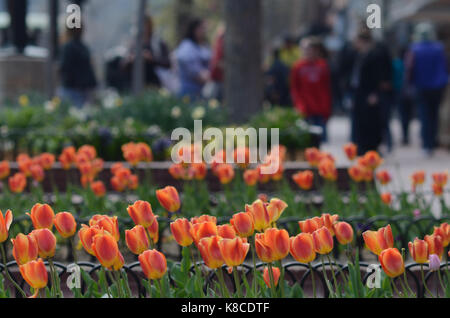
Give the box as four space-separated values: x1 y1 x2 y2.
57 17 449 158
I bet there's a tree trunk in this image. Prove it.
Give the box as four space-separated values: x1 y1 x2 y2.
224 0 263 123
132 0 147 95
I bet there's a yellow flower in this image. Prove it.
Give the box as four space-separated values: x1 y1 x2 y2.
19 95 29 107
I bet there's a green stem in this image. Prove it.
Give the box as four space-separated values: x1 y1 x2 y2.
250 236 257 296
159 277 166 298
326 254 339 295
70 237 78 264
48 258 60 298
308 262 316 298
0 243 27 297
267 263 277 298
437 268 446 296
216 267 230 298
390 278 401 297
420 264 434 298
233 267 242 297
320 255 331 296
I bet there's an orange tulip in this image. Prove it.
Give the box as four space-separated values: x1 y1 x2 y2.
299 217 323 234
11 233 38 265
292 170 314 190
198 236 224 269
156 186 181 213
139 249 167 280
191 215 217 225
348 164 366 183
424 234 444 259
0 209 13 243
217 224 236 239
432 172 448 187
243 169 259 186
255 228 290 263
266 198 288 224
411 171 425 186
0 161 10 180
190 221 217 245
17 154 32 176
89 215 120 241
169 163 188 180
321 213 339 236
8 172 27 193
379 248 404 278
343 143 357 161
376 170 391 185
59 146 76 170
30 164 45 182
362 224 394 256
432 183 443 197
77 145 97 161
30 229 56 259
290 233 316 263
218 237 250 268
230 212 254 238
27 203 54 230
91 231 120 269
125 225 150 255
38 153 55 170
215 164 235 184
305 147 321 167
110 162 124 175
170 218 194 247
54 212 77 238
78 225 101 255
408 238 429 264
147 216 159 244
189 162 207 180
333 221 354 245
318 158 337 181
127 200 156 228
361 151 383 170
19 258 48 296
245 199 271 232
263 266 280 288
380 192 392 205
90 181 106 197
433 223 449 247
312 227 334 254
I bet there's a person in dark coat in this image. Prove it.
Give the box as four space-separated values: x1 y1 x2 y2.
349 30 392 155
58 24 97 108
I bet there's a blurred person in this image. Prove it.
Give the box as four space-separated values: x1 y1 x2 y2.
58 23 97 108
279 35 302 68
265 47 291 106
290 37 332 142
349 30 391 155
406 22 449 157
207 24 225 100
122 15 171 89
175 19 211 100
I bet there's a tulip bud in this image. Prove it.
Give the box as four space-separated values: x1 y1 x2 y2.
27 203 54 230
230 212 254 238
0 209 13 243
266 198 288 224
312 227 334 255
292 170 314 190
170 218 194 247
305 147 321 167
90 181 106 197
243 169 259 186
198 236 224 269
147 216 159 244
255 228 290 263
290 233 316 264
334 222 354 245
9 172 27 193
379 248 405 278
214 164 235 184
30 229 56 259
263 266 281 288
126 225 150 255
433 223 449 247
89 215 120 241
380 192 392 205
19 259 48 296
139 249 167 280
218 237 249 268
408 238 428 264
217 224 236 239
78 225 101 255
0 161 10 180
298 217 323 234
428 254 440 271
343 143 357 161
54 212 77 238
156 186 181 213
91 231 120 269
362 224 394 256
245 199 271 232
191 215 217 225
11 233 39 265
424 234 444 259
190 221 217 245
376 170 391 185
127 200 156 228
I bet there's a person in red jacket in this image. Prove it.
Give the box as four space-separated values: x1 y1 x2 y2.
290 37 332 142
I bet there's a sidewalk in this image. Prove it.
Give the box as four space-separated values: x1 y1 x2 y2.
321 116 450 217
